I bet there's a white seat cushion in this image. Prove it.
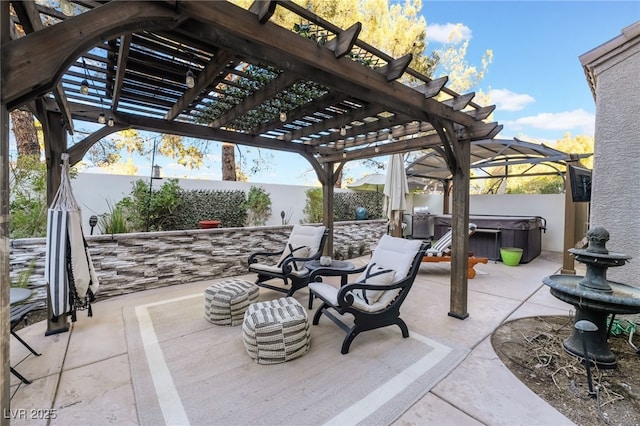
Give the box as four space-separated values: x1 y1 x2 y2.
353 262 396 304
249 262 309 277
286 225 326 256
277 244 310 271
370 235 423 282
309 281 391 313
311 235 422 310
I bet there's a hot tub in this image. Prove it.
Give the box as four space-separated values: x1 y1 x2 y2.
433 215 546 263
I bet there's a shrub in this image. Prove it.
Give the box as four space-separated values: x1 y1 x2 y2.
116 179 183 232
303 187 323 223
9 156 48 238
99 201 131 234
244 186 272 226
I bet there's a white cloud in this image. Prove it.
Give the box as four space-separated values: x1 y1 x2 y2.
490 89 535 112
426 23 472 44
502 109 595 134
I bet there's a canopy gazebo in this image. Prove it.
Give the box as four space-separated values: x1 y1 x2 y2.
405 137 592 274
1 0 503 409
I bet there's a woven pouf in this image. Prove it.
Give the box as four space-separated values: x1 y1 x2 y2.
242 297 311 364
204 279 259 326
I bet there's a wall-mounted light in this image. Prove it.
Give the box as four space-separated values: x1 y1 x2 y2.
185 70 195 89
279 110 287 122
60 0 74 16
107 117 115 127
98 112 106 124
80 79 89 95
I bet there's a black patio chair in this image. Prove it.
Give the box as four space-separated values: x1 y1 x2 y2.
10 301 43 384
248 225 329 297
308 235 427 354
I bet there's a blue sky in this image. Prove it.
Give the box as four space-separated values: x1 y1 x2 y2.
422 1 639 142
69 2 640 185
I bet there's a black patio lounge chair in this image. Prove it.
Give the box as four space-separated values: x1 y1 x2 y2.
308 235 427 354
248 225 328 297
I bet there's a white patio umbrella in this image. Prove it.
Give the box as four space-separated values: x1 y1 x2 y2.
383 154 409 236
45 153 99 321
346 173 386 192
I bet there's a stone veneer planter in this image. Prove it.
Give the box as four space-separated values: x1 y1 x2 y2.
9 220 386 307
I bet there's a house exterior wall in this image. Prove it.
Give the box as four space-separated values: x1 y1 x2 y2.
583 24 640 283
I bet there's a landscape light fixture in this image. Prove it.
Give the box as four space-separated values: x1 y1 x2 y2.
107 117 115 127
98 112 106 124
185 69 195 89
340 126 347 136
279 110 287 122
89 215 98 235
80 79 89 95
575 319 599 398
60 0 74 16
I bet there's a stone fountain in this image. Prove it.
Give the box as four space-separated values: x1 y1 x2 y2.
543 226 640 368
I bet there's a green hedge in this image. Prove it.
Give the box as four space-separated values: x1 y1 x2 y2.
176 189 247 229
334 191 384 221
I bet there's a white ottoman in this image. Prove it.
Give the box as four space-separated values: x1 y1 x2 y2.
204 279 259 326
242 297 311 364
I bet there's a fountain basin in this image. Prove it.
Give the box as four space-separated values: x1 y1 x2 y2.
544 275 640 315
543 274 640 368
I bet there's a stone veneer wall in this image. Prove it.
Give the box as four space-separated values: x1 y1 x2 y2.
9 220 386 306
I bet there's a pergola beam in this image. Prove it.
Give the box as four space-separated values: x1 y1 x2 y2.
326 23 362 59
111 34 131 111
11 0 75 133
165 49 237 121
1 1 178 109
174 1 477 126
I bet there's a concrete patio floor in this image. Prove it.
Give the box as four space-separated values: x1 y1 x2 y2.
9 251 579 425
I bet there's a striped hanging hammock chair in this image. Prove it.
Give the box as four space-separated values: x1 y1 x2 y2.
44 153 99 321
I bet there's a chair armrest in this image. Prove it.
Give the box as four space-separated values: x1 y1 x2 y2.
280 252 325 274
248 250 284 265
308 264 367 283
335 275 412 307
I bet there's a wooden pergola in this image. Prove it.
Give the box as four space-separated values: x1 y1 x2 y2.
0 0 503 413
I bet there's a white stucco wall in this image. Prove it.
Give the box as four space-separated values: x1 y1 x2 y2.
583 24 640 283
71 173 349 230
70 173 568 252
469 194 565 253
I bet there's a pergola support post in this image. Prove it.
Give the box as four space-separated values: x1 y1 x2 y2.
322 162 336 256
448 138 471 319
561 158 590 274
443 180 451 214
1 0 11 418
41 110 69 335
43 111 67 206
